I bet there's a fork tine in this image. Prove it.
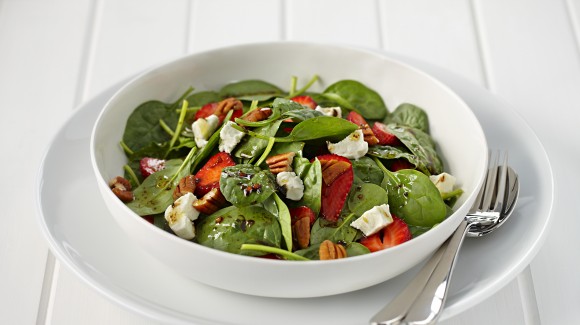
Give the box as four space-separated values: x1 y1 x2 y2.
492 151 509 212
480 151 499 210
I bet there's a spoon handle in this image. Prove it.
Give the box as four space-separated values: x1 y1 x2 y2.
402 219 471 324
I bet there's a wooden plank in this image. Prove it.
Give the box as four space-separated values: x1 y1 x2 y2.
188 0 282 53
472 0 580 323
286 0 381 47
0 0 92 324
46 0 189 324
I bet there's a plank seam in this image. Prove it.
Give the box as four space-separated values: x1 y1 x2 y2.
468 0 493 91
517 267 541 325
34 253 56 325
184 0 193 54
564 0 580 62
280 0 287 41
374 0 385 50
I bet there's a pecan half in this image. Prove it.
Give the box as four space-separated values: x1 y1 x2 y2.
319 240 347 260
173 175 196 200
265 152 296 174
214 97 243 116
361 126 380 146
193 188 227 215
292 217 311 249
241 107 273 122
320 159 350 185
108 176 133 202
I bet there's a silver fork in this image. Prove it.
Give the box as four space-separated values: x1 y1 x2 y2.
370 151 519 325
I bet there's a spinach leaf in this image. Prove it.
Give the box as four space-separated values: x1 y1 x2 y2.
274 116 358 143
322 80 388 120
122 100 176 153
292 157 322 215
185 91 221 106
273 193 293 251
283 109 323 122
346 242 371 257
219 80 284 101
234 120 282 159
271 97 306 114
310 213 358 245
220 164 276 207
347 182 389 216
384 169 447 227
294 243 320 259
386 124 443 175
385 103 430 133
408 225 433 238
195 205 282 255
126 159 186 216
351 156 384 185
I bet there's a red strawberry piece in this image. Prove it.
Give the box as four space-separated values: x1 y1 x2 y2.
259 253 283 260
372 122 402 146
194 102 243 123
143 215 155 224
194 152 236 197
291 95 317 109
346 111 367 127
139 157 166 178
390 159 415 172
347 111 379 145
360 215 411 252
316 154 353 222
289 206 316 226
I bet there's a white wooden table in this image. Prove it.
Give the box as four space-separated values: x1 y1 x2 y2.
1 0 579 324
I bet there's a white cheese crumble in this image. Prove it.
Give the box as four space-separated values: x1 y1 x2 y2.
164 193 200 240
276 171 304 201
315 105 342 117
219 121 245 153
192 114 219 148
350 204 393 236
327 129 368 159
429 172 457 193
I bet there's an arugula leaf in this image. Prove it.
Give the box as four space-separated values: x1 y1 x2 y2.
322 80 388 120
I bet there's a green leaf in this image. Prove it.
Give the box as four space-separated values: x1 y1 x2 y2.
125 159 186 216
345 242 371 257
234 120 282 159
196 206 282 255
322 80 388 120
292 157 322 215
185 91 221 106
275 116 358 143
386 124 443 175
273 193 293 251
347 182 389 216
385 169 447 227
351 156 384 185
384 103 430 133
220 164 276 207
122 100 176 153
310 213 358 245
219 80 284 101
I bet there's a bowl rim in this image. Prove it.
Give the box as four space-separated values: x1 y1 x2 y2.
90 41 489 267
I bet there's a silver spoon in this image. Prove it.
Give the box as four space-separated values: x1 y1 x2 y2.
370 151 520 325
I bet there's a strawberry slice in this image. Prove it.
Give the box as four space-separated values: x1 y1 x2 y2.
347 111 379 145
194 152 236 197
360 216 411 252
317 154 353 222
139 157 166 178
390 159 415 172
346 111 367 127
291 95 317 109
289 206 316 226
195 101 243 123
372 122 402 146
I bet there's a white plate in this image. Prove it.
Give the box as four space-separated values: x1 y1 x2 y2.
35 54 553 324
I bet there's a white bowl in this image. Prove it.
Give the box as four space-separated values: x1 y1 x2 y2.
91 42 487 298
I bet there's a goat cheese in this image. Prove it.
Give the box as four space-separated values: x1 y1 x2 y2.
327 129 368 159
350 204 393 236
164 193 200 240
276 171 304 201
192 114 219 148
315 105 342 117
219 121 245 153
429 172 457 193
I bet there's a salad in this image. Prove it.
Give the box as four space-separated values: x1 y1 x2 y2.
109 76 463 261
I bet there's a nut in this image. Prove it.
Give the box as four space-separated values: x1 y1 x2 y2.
241 107 273 122
319 240 347 260
292 217 311 249
173 175 196 200
192 188 227 215
320 159 351 185
214 97 243 116
361 126 380 145
265 152 296 174
108 176 133 202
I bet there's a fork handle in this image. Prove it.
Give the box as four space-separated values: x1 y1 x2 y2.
402 219 471 324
